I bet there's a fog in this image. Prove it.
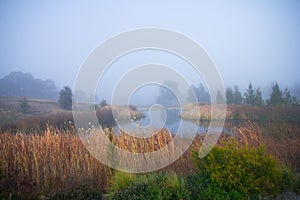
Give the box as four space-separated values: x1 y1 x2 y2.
1 1 300 105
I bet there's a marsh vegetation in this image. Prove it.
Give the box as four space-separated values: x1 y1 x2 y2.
0 97 299 199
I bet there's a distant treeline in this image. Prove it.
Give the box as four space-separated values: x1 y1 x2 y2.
0 72 58 100
156 81 299 106
188 82 299 106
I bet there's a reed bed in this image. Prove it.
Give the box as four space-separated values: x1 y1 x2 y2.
0 128 110 197
181 104 300 122
230 121 300 171
0 119 299 197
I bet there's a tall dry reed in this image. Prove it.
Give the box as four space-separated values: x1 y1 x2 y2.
0 119 299 197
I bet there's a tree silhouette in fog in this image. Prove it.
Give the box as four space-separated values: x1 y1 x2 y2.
187 83 210 103
0 72 58 100
20 97 30 114
244 83 256 106
59 86 72 110
156 81 179 107
226 85 243 105
267 83 297 106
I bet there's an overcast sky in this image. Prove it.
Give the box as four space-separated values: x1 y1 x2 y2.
1 1 300 103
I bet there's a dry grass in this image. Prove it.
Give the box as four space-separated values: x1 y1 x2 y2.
0 128 110 197
1 105 145 133
229 121 300 171
0 127 183 197
180 103 228 120
0 119 299 197
181 104 300 122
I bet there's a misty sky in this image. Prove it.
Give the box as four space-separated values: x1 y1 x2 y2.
1 1 300 103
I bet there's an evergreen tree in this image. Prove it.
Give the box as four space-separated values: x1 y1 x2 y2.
226 87 234 104
233 85 243 105
187 83 210 103
244 82 256 106
156 81 179 107
59 86 73 110
267 83 283 106
283 88 297 105
254 88 264 106
216 90 225 104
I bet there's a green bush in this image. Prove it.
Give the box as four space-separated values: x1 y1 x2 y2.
109 140 298 199
186 173 247 200
112 182 151 200
279 165 297 192
295 177 300 194
110 172 189 200
49 185 102 200
192 139 283 198
109 171 135 193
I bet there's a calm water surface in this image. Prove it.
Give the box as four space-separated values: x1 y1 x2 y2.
114 108 207 135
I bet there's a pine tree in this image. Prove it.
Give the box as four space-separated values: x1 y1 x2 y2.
216 90 225 104
283 88 297 105
226 87 234 104
254 88 264 106
267 83 283 106
233 85 243 105
244 83 256 106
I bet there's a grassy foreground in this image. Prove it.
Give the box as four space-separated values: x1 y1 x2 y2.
0 119 299 199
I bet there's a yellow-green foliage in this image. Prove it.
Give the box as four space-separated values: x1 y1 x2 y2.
192 139 283 197
109 171 135 193
110 172 190 200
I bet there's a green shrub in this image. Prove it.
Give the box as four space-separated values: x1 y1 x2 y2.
110 172 189 200
295 177 300 194
49 185 102 200
109 171 135 193
199 182 246 200
186 173 210 199
279 165 297 192
192 139 283 198
186 173 246 200
112 183 150 200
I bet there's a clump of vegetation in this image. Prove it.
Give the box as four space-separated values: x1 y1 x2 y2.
0 128 109 198
225 82 298 106
59 86 72 110
191 139 287 199
267 83 298 106
186 173 245 200
20 97 30 114
109 172 189 200
49 185 102 200
295 177 300 195
108 138 298 199
0 121 299 199
100 99 107 107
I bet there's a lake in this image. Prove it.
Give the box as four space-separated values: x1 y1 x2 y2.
114 108 207 135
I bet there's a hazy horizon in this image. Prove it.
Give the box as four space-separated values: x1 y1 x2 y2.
1 1 300 104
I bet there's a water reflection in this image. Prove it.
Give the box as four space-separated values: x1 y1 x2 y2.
114 108 209 135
